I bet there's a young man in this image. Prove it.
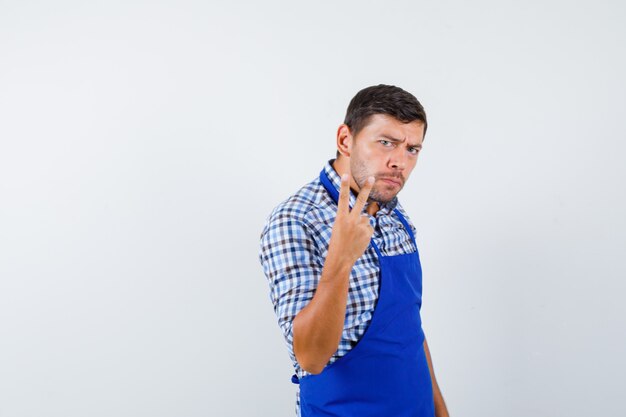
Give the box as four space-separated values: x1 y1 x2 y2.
259 85 449 417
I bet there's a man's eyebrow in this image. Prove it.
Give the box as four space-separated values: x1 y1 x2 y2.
380 134 422 149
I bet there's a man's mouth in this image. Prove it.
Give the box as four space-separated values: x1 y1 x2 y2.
378 177 402 187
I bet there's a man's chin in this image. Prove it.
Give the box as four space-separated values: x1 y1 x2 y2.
370 192 399 205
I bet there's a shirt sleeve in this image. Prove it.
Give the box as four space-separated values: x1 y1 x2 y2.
259 210 323 363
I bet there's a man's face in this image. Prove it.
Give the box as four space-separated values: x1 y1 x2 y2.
348 114 424 204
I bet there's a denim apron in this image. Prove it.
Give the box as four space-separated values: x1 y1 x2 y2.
290 169 435 417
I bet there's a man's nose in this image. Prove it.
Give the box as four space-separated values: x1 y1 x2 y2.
389 149 407 170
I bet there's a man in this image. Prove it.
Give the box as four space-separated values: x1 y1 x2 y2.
259 85 449 417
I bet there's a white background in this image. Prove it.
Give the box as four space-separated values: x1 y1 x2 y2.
1 1 625 416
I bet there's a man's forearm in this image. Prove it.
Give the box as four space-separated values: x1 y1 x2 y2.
424 337 449 417
292 251 353 374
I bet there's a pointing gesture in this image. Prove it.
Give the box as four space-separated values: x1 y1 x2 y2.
329 170 376 266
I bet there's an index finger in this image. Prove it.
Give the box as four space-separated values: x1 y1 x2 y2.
337 173 351 216
351 176 375 215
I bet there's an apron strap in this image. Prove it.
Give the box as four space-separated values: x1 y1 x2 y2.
393 208 417 245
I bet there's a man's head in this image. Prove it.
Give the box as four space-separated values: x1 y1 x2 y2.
335 84 427 204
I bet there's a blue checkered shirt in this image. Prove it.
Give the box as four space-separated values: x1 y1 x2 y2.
258 159 418 416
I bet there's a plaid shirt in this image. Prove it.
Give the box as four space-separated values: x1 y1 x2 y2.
258 159 418 416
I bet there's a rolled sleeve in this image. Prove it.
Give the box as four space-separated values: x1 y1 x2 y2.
259 211 323 362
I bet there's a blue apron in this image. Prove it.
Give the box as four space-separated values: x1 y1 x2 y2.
291 169 435 417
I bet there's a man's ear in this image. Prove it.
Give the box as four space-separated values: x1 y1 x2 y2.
336 124 353 158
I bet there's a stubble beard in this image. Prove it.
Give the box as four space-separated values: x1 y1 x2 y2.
350 157 403 204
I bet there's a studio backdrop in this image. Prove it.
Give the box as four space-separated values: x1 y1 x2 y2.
1 1 624 416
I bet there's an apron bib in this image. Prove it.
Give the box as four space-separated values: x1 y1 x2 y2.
291 169 435 417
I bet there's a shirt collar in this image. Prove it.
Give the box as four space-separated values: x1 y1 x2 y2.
323 158 398 216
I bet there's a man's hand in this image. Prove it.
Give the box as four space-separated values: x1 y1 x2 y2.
327 172 375 266
424 338 450 417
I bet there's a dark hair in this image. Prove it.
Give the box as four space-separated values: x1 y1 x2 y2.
337 84 427 157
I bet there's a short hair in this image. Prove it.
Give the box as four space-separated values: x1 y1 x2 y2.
337 84 427 157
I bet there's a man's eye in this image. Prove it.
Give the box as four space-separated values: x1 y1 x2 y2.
380 140 392 146
409 148 420 154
